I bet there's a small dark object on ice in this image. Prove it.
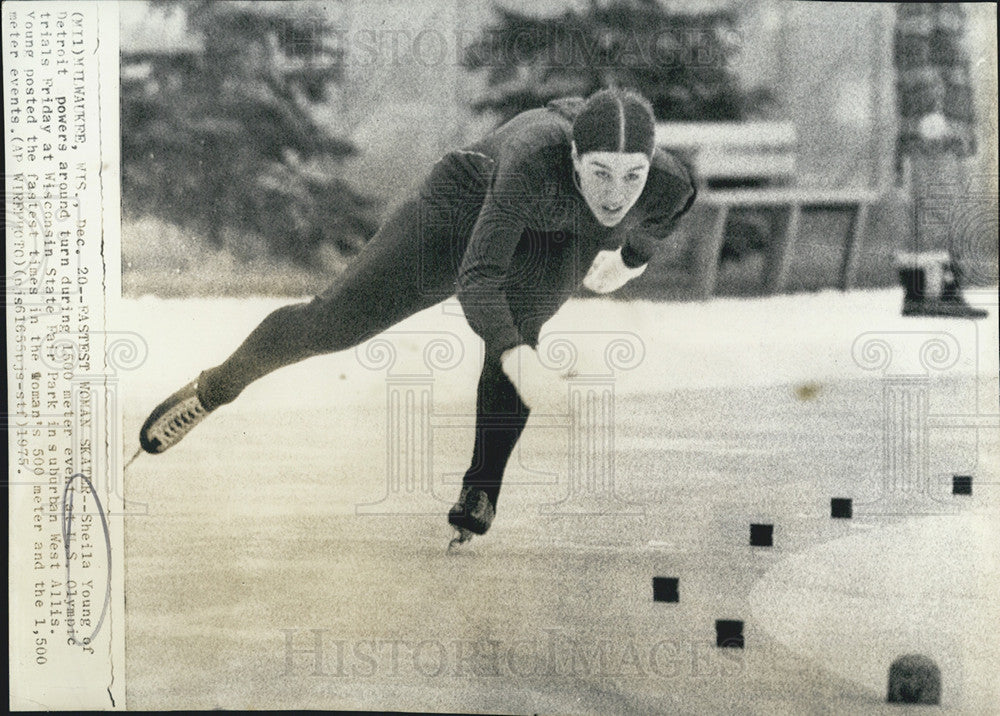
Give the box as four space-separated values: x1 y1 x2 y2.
887 653 941 705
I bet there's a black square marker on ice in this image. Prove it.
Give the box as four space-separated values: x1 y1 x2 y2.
952 475 972 496
831 498 852 519
715 620 744 648
750 523 773 547
652 577 679 603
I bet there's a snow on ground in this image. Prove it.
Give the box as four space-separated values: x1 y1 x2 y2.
118 287 996 407
118 288 999 712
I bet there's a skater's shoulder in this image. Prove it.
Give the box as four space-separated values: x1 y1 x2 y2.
483 110 572 186
638 148 698 217
492 105 573 154
648 146 696 189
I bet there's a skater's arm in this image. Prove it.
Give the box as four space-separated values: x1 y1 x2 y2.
457 154 543 356
620 152 697 269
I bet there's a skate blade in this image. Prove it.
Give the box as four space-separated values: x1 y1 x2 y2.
123 447 144 472
447 527 474 553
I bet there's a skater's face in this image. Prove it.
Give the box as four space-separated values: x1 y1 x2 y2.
571 144 651 227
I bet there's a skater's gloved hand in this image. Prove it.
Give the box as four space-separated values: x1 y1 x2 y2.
500 345 569 411
583 247 647 294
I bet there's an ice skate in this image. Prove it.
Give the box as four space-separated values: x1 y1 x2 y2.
139 379 212 454
447 487 495 551
447 526 476 552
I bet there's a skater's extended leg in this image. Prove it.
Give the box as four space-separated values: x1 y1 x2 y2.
140 176 481 453
140 267 425 453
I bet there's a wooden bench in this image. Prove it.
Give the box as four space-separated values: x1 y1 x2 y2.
656 122 880 298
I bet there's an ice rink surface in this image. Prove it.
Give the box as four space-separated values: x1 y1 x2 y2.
119 288 999 713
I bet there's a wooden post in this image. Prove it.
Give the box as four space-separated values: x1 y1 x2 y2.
760 203 802 294
691 203 729 300
840 202 870 290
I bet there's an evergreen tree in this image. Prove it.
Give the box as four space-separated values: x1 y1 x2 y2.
122 1 377 266
462 0 772 123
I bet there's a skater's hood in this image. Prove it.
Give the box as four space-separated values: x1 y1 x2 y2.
548 89 656 158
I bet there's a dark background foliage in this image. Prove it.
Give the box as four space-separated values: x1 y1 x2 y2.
121 0 378 266
462 0 774 123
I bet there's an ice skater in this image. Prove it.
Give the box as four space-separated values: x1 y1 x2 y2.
137 87 697 544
